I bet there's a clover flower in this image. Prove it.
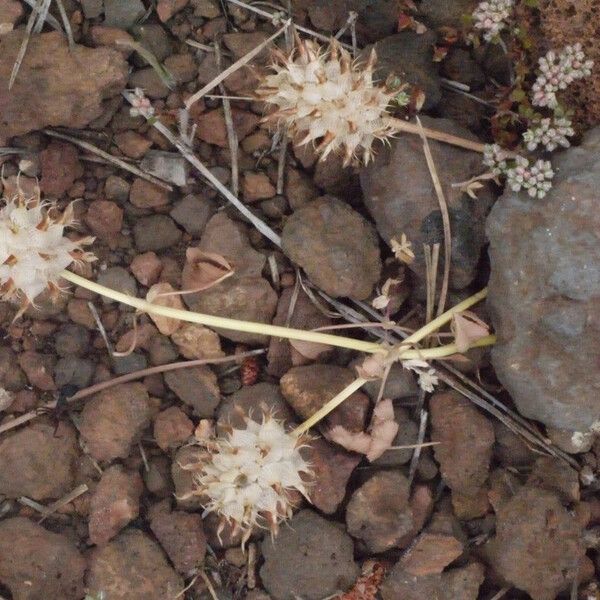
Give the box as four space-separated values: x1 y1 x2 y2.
0 192 95 309
505 156 554 199
532 44 594 109
483 143 511 176
472 0 514 42
256 38 397 166
186 414 312 543
523 116 574 152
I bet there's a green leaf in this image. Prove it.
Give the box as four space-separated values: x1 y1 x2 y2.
510 88 527 102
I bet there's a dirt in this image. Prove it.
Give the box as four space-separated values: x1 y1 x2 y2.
0 1 599 600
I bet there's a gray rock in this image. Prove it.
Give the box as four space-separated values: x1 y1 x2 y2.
128 68 170 99
131 24 173 63
81 0 103 19
487 127 600 430
281 196 381 300
134 215 182 252
260 510 359 600
113 352 148 375
372 407 419 467
141 151 188 187
164 366 220 417
169 194 216 237
361 117 495 290
55 324 90 356
418 0 478 29
54 357 94 388
364 31 442 110
103 0 145 28
97 266 138 303
104 175 130 202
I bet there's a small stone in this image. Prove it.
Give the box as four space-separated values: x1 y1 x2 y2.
301 437 360 514
157 0 189 21
242 171 276 202
104 174 130 201
129 177 171 209
223 31 270 61
0 420 78 500
171 323 224 359
140 151 188 186
164 366 220 417
97 266 137 303
18 351 55 390
0 517 85 600
193 0 220 18
85 200 123 240
79 383 152 462
87 529 184 600
129 67 169 99
164 53 197 83
346 471 414 553
0 31 128 139
134 215 182 251
399 533 463 576
381 562 485 600
546 426 595 454
67 298 96 329
154 406 194 450
0 346 26 390
130 252 163 286
171 445 205 510
150 508 207 573
0 0 23 31
144 455 173 498
89 26 134 53
241 130 271 154
170 194 215 236
88 465 144 545
362 361 418 401
281 196 381 300
195 108 260 147
372 407 419 467
285 167 319 210
114 131 152 159
55 323 90 356
40 141 83 197
203 512 245 549
451 487 490 520
486 486 585 600
527 456 580 503
131 23 173 62
103 0 145 28
54 356 94 388
113 352 148 375
430 391 495 495
260 510 359 600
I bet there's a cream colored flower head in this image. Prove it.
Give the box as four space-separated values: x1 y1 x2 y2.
188 414 312 544
0 191 95 307
257 37 397 166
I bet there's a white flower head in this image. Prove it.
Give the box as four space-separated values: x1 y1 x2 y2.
505 156 554 199
0 191 95 310
402 359 439 393
472 0 514 42
186 413 312 544
523 116 574 152
257 37 398 166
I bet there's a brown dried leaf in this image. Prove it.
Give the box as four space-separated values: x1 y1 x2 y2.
451 310 490 353
289 338 333 360
146 282 185 335
181 248 234 293
355 353 387 380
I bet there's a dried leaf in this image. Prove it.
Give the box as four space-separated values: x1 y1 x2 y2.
146 282 184 335
390 233 415 264
355 353 387 379
289 338 333 360
366 399 399 461
451 310 490 353
328 425 372 455
181 248 234 293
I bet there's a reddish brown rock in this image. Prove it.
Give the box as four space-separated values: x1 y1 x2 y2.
0 346 26 390
40 141 83 197
157 0 188 21
527 456 580 504
130 252 163 286
302 437 361 514
170 323 224 360
195 108 260 147
17 351 56 390
86 529 184 599
430 391 494 495
114 131 152 159
85 199 123 240
381 562 485 600
0 0 22 31
154 406 194 451
0 420 79 500
399 533 463 576
346 471 414 553
242 171 276 202
79 383 152 462
88 465 144 545
129 177 171 209
89 26 134 54
171 445 205 510
164 366 220 418
486 486 585 600
0 31 128 139
0 517 85 600
150 507 207 573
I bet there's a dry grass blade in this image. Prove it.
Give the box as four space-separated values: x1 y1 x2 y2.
417 116 451 318
215 42 239 196
185 20 291 109
8 0 43 89
116 40 176 89
43 129 173 190
407 409 428 486
54 0 74 48
21 0 62 30
39 484 88 523
0 350 265 436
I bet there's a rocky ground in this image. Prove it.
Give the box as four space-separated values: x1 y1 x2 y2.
0 0 599 599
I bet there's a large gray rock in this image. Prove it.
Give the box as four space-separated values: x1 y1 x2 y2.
487 128 600 431
360 117 495 290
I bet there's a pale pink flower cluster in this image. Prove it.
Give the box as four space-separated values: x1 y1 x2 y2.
505 156 554 199
523 116 574 152
532 44 594 109
483 143 511 176
472 0 514 42
128 88 155 118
